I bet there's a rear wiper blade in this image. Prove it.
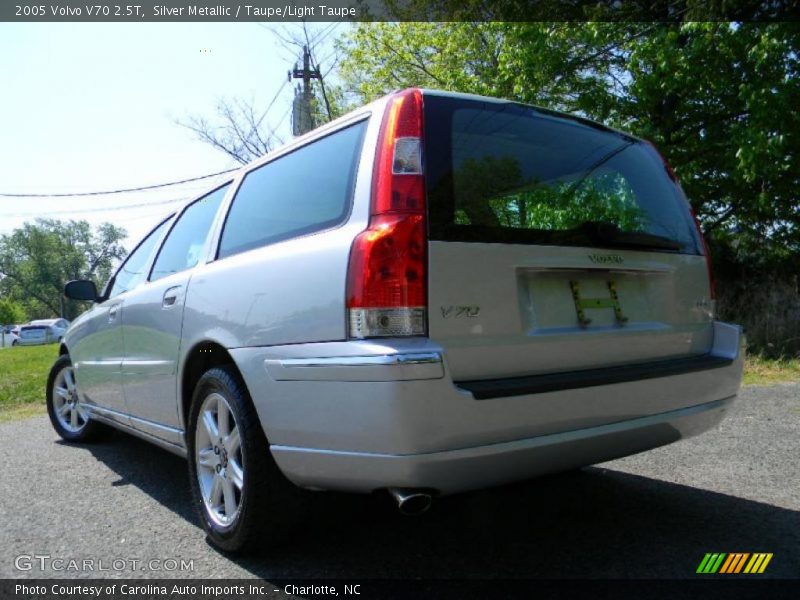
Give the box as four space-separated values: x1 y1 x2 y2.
576 221 683 251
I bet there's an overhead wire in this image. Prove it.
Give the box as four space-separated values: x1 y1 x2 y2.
0 168 237 198
2 196 193 218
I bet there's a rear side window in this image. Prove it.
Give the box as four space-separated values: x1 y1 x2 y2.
423 96 701 254
150 184 229 282
218 121 367 259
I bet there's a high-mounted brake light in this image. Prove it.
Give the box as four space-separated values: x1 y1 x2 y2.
347 89 427 338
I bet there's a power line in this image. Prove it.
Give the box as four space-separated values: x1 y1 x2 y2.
274 104 292 132
251 78 289 134
311 22 343 49
0 168 237 198
3 196 191 218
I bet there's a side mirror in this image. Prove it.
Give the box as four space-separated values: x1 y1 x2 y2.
64 280 99 302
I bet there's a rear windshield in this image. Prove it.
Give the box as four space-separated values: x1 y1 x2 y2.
423 95 701 254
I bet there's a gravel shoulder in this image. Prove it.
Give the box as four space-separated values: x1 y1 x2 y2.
1 384 797 579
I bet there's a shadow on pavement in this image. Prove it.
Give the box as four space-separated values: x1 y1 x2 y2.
82 429 800 579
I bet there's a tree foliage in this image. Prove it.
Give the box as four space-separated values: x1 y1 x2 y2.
338 21 800 256
0 298 26 326
0 220 127 320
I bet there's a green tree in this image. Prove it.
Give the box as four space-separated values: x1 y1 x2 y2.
0 220 127 320
0 298 26 325
337 21 800 253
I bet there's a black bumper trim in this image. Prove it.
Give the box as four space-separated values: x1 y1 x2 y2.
457 354 735 400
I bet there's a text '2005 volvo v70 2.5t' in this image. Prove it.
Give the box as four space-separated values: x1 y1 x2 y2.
49 89 743 552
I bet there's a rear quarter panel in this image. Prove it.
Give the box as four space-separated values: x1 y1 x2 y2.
178 105 383 385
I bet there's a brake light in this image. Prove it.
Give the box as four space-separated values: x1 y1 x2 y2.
347 89 427 338
646 139 716 304
691 209 716 302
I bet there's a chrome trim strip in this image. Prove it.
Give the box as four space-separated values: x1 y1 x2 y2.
121 359 173 367
279 352 442 369
78 359 124 366
89 404 184 436
90 412 187 459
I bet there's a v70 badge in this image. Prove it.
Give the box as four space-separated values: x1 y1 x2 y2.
441 305 480 319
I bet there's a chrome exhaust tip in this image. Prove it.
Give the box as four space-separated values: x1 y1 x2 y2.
388 488 433 516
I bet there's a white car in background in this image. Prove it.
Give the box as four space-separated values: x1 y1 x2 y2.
1 329 20 347
17 319 70 346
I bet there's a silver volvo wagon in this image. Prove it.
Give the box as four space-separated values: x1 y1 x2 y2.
50 89 743 552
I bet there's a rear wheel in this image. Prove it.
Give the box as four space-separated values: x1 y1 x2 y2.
187 366 303 553
46 354 101 442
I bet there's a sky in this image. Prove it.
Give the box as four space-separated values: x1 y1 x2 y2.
0 22 344 248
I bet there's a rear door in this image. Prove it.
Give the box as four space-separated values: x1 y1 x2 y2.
120 183 229 443
422 94 714 381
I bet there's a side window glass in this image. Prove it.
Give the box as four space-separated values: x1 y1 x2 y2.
150 184 229 282
218 121 366 259
108 218 170 298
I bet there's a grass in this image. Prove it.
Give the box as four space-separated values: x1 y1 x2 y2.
0 344 798 421
743 354 800 386
0 344 59 419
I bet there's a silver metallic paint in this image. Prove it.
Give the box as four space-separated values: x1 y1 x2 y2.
60 90 743 497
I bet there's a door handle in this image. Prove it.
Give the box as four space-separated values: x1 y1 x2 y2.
108 305 119 323
162 286 182 308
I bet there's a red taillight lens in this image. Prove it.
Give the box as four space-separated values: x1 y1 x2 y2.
347 89 427 338
692 209 716 302
647 139 716 304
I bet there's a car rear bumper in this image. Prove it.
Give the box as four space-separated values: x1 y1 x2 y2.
231 321 743 494
270 395 734 494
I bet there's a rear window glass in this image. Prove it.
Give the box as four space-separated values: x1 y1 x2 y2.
218 121 367 259
423 96 700 254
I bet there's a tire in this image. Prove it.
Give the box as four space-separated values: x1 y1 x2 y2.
46 354 101 442
187 365 303 553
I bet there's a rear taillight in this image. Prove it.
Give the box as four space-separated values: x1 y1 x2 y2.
346 89 427 338
646 139 716 304
692 209 716 302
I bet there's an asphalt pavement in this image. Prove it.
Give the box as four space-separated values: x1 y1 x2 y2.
1 384 798 579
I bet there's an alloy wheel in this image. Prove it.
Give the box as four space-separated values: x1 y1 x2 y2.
195 392 244 528
51 365 89 433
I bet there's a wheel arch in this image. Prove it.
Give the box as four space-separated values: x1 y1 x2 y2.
58 342 69 356
179 340 246 433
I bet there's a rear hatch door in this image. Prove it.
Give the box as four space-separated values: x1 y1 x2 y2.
422 93 714 382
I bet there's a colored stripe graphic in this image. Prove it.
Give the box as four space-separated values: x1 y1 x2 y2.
733 553 750 573
744 553 773 574
697 553 727 573
719 554 736 573
696 553 713 573
720 553 749 573
698 552 773 574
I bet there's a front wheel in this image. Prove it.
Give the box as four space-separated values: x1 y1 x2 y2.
46 354 101 442
187 366 303 553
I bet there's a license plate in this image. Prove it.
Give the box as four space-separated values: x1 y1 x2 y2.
569 280 628 328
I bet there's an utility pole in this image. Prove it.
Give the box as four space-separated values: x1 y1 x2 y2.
289 45 321 136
